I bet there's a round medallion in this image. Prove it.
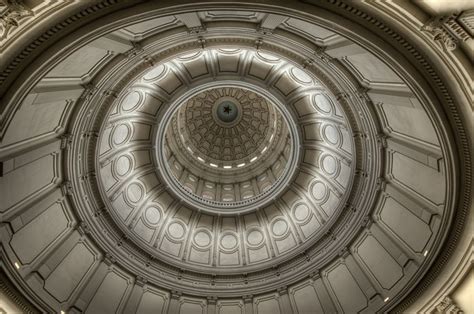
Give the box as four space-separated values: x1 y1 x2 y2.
115 155 132 177
127 183 143 203
272 220 288 236
221 234 238 250
311 181 327 201
324 124 339 145
121 91 141 111
216 101 239 123
294 204 310 222
314 94 332 114
194 231 211 247
112 124 129 145
144 206 161 225
321 155 337 175
168 222 185 240
247 230 264 246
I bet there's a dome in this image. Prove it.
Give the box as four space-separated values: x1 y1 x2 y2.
95 47 353 271
0 1 472 314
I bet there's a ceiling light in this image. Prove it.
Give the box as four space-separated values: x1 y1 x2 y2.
262 146 267 153
384 297 390 302
250 156 257 162
237 163 245 167
223 165 232 169
197 157 204 162
210 163 218 167
423 250 428 257
14 262 20 269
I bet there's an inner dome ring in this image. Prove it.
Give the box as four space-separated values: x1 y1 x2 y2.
155 80 301 215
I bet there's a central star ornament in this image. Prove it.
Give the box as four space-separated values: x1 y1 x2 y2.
223 105 232 114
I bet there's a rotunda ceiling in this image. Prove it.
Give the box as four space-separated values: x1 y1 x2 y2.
0 2 470 313
95 48 355 272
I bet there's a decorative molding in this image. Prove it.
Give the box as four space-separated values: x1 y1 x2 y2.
421 12 472 51
457 10 474 37
0 0 33 40
421 17 458 51
435 296 463 314
0 266 39 313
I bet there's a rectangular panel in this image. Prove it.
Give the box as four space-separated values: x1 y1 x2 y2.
289 281 324 314
10 201 69 264
46 45 111 78
89 34 133 54
274 72 299 96
159 236 182 257
217 300 244 314
123 16 179 37
182 55 209 78
179 297 206 314
345 53 403 83
379 195 432 252
189 246 211 264
248 246 269 263
275 233 296 254
1 95 71 147
302 124 322 141
0 153 57 213
380 104 439 145
391 152 445 205
284 18 336 41
85 271 130 313
300 214 320 238
133 218 154 242
248 58 274 80
292 95 316 117
219 251 240 266
217 54 240 72
44 242 96 302
254 294 281 314
355 234 403 290
136 290 168 314
324 263 368 313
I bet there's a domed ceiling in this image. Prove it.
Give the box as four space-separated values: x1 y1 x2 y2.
176 85 279 164
0 1 471 314
95 47 354 272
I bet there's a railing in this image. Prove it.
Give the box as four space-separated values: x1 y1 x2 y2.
170 163 291 209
